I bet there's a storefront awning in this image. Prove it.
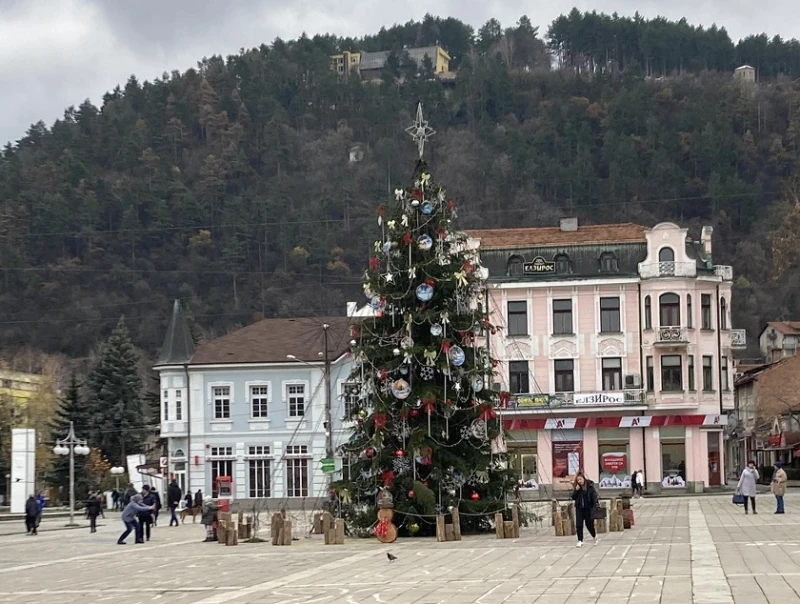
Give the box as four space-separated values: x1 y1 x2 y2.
504 413 727 431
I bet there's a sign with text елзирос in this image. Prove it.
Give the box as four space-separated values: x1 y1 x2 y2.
523 256 556 274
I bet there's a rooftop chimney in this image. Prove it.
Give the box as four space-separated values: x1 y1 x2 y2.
559 217 578 232
701 226 713 258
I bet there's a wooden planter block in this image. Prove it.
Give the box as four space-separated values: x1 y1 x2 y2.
511 504 520 538
324 518 345 545
623 509 632 529
436 515 446 542
313 513 323 534
503 521 515 538
436 510 462 542
452 509 462 541
495 513 505 539
271 512 292 545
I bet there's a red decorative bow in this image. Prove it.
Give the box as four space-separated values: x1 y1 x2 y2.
421 395 436 415
498 391 511 408
402 232 413 245
412 188 423 200
479 403 497 421
373 412 387 430
463 261 474 274
441 341 451 354
381 470 395 487
437 227 447 239
448 199 456 211
369 257 379 271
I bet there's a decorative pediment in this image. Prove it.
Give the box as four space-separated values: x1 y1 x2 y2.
598 337 624 357
508 342 531 358
551 339 577 358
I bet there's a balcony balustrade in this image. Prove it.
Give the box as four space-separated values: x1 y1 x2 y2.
639 261 697 279
654 326 689 346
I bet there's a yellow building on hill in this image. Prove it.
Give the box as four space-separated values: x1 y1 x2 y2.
0 369 46 418
330 45 452 81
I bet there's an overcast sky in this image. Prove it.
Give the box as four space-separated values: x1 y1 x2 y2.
1 0 799 147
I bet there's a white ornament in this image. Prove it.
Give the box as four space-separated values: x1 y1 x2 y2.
385 273 394 283
387 220 396 230
401 214 409 227
395 188 405 201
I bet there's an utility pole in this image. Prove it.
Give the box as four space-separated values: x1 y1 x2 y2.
323 323 333 462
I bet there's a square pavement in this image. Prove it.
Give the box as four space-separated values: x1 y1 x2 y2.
0 494 798 603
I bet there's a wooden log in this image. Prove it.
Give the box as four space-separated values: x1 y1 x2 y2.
436 515 446 542
451 508 462 541
335 519 345 545
226 526 237 546
326 529 336 545
495 513 504 539
554 510 564 536
503 521 514 539
623 509 632 529
283 520 292 545
512 504 520 538
313 513 322 535
562 518 572 536
445 523 455 541
322 511 333 535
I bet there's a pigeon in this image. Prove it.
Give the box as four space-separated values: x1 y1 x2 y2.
387 553 397 562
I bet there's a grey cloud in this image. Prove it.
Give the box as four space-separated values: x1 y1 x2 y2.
2 0 799 147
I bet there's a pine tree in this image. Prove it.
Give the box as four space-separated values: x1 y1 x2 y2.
86 316 146 465
335 106 512 536
49 374 91 496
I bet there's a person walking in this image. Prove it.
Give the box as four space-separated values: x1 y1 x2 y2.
571 473 600 547
194 489 203 509
118 494 152 545
168 480 182 527
151 489 162 527
25 495 38 535
636 470 645 497
121 483 136 508
138 485 156 541
85 492 102 533
736 460 759 514
201 496 218 542
111 488 120 511
772 460 787 514
184 492 193 510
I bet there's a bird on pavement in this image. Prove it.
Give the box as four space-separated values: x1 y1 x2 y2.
387 553 397 562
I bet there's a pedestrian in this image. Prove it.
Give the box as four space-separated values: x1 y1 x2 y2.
111 488 120 511
194 489 202 509
168 479 182 527
138 485 156 541
736 460 759 515
85 492 102 533
122 483 136 507
201 496 218 542
636 470 645 497
25 494 38 535
184 492 193 510
571 473 600 548
35 492 45 530
151 489 162 527
118 494 153 545
772 460 787 514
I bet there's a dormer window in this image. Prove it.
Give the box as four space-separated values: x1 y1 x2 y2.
658 247 675 262
508 255 524 276
554 253 571 274
599 252 618 273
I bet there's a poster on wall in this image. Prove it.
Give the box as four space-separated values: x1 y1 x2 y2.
552 441 583 490
598 452 631 489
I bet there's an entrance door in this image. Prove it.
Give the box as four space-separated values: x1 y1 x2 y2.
707 432 721 486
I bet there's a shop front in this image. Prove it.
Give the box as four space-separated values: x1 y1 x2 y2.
503 414 727 497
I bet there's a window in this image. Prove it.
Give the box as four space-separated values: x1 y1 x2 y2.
659 293 680 327
250 385 269 418
209 446 233 497
554 360 575 392
341 382 360 419
509 361 530 394
212 386 231 419
701 294 712 330
248 446 271 498
721 357 729 391
720 298 728 330
508 255 524 276
686 295 693 328
658 247 675 276
688 356 695 391
553 299 573 334
600 297 621 332
285 445 309 498
341 453 358 482
702 356 713 391
658 247 675 262
163 390 169 421
602 358 622 390
646 356 654 391
286 384 306 418
644 296 652 329
555 254 570 274
507 301 528 336
175 390 182 421
599 252 618 273
661 355 682 391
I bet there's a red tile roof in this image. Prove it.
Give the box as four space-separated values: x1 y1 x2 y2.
765 321 800 336
190 316 355 365
467 223 648 249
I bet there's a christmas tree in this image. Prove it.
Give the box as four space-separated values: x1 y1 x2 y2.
336 105 512 536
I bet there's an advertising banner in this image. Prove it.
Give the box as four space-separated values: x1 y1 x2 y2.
573 392 625 406
552 440 582 490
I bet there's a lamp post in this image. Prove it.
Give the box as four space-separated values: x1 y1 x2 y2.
110 466 125 490
53 421 90 526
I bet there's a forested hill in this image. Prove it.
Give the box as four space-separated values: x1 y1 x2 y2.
2 11 800 359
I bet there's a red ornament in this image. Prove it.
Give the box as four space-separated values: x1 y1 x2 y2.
411 409 419 417
377 205 385 217
448 199 456 211
402 232 413 245
426 277 435 286
379 369 388 380
498 391 512 408
412 188 423 200
479 403 497 421
471 492 480 501
373 412 387 430
437 227 447 239
381 470 395 487
395 449 405 458
408 490 415 499
369 256 379 271
365 447 376 459
463 261 474 274
441 341 451 354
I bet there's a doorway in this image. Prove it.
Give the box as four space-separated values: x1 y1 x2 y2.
707 432 721 486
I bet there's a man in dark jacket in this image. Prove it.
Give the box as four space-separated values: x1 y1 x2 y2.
138 485 156 541
85 493 102 533
111 488 120 511
194 489 202 508
25 495 38 535
121 484 136 507
167 480 182 527
119 494 152 545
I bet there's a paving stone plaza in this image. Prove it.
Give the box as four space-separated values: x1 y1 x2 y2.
1 494 799 603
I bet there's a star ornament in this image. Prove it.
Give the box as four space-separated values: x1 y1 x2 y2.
405 103 435 159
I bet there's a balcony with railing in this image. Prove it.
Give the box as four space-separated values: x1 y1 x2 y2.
714 265 734 281
730 329 747 349
654 326 689 347
639 261 697 279
501 389 646 412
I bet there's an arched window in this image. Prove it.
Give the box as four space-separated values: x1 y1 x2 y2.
554 253 570 274
686 294 693 328
599 252 618 273
659 293 681 327
658 247 675 262
720 297 728 330
507 255 524 276
173 449 186 458
644 296 652 330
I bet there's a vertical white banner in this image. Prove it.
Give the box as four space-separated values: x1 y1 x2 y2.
10 429 36 514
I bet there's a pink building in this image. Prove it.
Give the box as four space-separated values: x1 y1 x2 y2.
469 220 746 496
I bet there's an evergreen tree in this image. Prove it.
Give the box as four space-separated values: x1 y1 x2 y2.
86 317 146 465
335 107 512 536
49 374 91 496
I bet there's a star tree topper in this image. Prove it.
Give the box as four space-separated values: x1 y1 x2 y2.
405 102 435 159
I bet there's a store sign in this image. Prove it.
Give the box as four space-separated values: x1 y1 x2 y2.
511 394 564 408
320 457 335 473
768 434 782 448
574 392 625 406
602 453 627 473
523 256 556 275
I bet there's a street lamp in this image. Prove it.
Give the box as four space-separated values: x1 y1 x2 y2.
110 466 125 490
53 421 90 526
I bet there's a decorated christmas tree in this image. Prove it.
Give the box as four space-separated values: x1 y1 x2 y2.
335 105 512 537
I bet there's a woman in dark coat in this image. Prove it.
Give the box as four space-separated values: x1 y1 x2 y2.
571 473 600 547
